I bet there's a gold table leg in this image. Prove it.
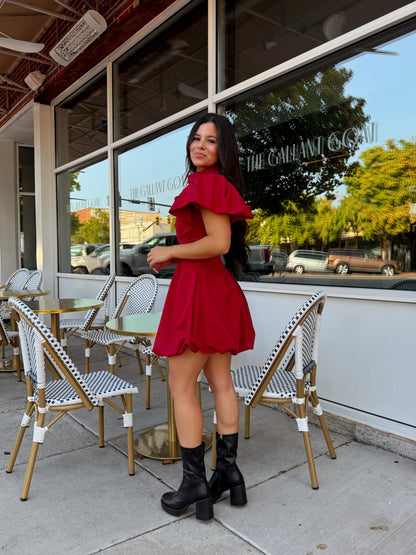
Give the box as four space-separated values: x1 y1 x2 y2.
134 363 212 462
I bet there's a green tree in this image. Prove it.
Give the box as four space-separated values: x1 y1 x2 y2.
71 209 109 244
229 66 369 215
339 139 416 257
71 212 81 238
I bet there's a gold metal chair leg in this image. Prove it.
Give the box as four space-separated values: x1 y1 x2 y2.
126 394 135 475
135 349 144 374
146 375 151 410
108 344 116 374
155 358 165 381
302 430 319 489
98 406 104 447
6 403 35 473
61 329 67 353
85 339 90 374
244 405 251 439
20 412 45 501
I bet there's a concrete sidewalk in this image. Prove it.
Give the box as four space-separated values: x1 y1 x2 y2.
1 336 415 555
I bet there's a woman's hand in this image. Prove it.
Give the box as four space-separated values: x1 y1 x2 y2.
147 246 174 273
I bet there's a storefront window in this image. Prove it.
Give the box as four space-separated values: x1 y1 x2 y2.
55 72 107 167
57 157 109 274
113 119 196 276
217 0 414 91
221 21 416 288
113 0 207 141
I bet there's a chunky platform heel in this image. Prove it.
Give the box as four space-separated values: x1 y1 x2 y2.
209 432 247 506
195 496 214 520
230 483 248 506
160 442 213 520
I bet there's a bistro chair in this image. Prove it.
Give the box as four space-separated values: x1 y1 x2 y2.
21 270 43 301
60 272 116 352
6 297 139 501
213 291 336 489
81 274 158 377
0 312 22 380
4 268 30 290
1 268 30 321
390 279 416 290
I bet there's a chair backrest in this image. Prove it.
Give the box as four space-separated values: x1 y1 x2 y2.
22 270 43 290
4 268 30 291
111 274 158 319
245 291 326 407
9 297 98 410
80 272 116 331
390 279 416 290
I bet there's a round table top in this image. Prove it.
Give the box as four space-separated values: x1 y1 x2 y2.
24 298 103 314
0 289 50 301
106 312 162 337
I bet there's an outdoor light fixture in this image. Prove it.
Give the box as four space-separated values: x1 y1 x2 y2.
24 70 46 91
49 10 107 66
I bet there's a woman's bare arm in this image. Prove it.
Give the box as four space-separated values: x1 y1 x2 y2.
147 207 230 272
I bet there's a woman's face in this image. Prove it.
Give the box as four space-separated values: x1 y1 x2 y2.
189 122 219 171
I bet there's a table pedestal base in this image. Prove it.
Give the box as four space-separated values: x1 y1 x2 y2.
0 359 14 371
134 425 212 462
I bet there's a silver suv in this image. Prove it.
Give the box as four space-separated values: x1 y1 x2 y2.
286 250 328 274
100 233 179 277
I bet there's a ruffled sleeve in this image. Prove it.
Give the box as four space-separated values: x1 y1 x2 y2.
171 169 253 224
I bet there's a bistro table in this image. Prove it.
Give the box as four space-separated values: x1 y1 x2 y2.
106 312 212 462
24 298 103 340
0 289 50 376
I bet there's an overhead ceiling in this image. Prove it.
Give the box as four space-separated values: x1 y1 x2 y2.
0 0 173 141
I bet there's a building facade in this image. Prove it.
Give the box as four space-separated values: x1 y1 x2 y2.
1 0 416 443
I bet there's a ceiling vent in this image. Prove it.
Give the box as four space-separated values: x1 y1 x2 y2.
49 10 107 66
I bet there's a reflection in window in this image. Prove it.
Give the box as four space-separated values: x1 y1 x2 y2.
55 72 107 166
217 0 414 91
57 157 109 274
222 23 416 288
114 120 195 276
113 0 207 141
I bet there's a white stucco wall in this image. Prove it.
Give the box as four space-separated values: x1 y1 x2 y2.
0 140 19 283
57 274 416 442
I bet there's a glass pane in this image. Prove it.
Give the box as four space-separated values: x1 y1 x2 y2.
57 157 109 274
220 21 416 289
55 72 107 166
114 118 196 277
217 0 414 91
113 1 207 141
18 146 34 193
20 196 36 270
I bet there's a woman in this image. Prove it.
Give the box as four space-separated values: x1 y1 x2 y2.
147 113 255 520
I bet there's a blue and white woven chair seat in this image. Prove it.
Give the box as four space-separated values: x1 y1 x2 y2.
34 371 138 407
60 317 106 330
233 364 310 400
81 328 127 345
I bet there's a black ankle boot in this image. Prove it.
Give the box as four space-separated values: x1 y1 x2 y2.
208 432 247 505
161 442 213 520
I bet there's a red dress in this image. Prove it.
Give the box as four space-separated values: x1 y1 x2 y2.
153 166 255 357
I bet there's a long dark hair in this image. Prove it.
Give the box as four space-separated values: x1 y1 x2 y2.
185 113 249 274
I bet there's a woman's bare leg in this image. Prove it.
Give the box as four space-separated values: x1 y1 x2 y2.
168 349 209 448
203 352 239 434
